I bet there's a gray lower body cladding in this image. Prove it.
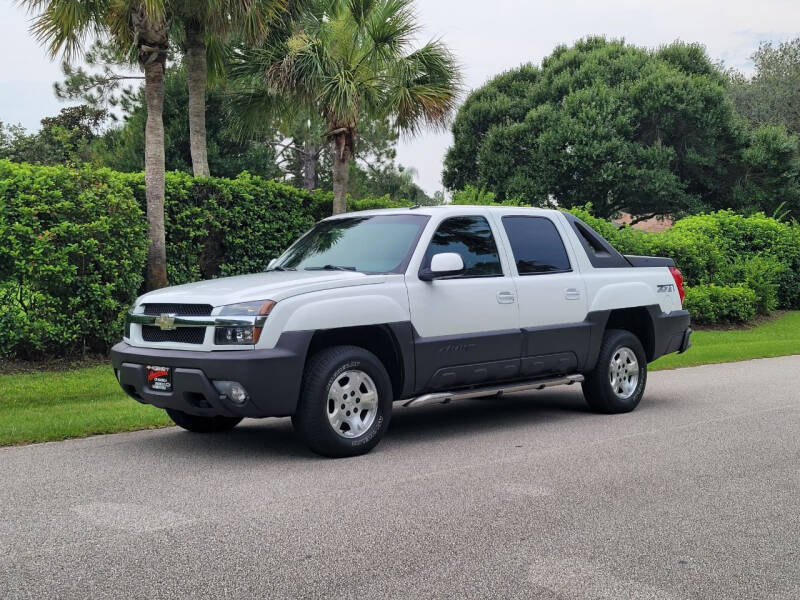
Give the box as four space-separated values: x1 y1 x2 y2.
110 307 691 419
110 332 313 418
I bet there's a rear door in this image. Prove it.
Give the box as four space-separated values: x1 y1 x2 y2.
405 214 521 392
498 214 591 376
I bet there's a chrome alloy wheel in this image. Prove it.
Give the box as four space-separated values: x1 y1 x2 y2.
326 370 379 438
609 346 640 399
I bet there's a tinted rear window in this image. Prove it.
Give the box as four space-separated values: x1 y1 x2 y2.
502 216 571 274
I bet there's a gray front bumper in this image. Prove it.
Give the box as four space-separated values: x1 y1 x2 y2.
110 332 313 418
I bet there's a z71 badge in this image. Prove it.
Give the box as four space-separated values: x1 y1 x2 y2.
657 284 675 293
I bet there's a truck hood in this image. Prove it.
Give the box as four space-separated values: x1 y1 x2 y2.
136 271 387 308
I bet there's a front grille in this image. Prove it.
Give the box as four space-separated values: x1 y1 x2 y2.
142 303 213 316
142 326 206 344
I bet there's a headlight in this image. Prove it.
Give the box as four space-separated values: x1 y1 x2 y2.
215 300 275 345
218 300 276 317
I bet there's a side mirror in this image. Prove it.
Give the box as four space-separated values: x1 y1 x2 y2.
420 252 464 281
267 258 278 270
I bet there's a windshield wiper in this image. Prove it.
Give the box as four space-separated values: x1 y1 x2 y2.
305 265 357 271
267 265 296 271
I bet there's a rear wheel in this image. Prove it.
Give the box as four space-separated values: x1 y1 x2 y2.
582 329 647 414
292 345 393 458
166 409 242 433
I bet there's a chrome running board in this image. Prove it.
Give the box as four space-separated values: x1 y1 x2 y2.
402 374 584 408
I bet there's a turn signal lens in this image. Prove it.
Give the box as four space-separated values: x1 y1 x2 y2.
218 300 275 316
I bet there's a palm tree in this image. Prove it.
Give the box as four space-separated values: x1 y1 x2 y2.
174 0 287 177
230 0 461 214
22 0 171 289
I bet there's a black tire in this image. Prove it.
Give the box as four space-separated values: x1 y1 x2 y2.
292 345 393 458
582 329 647 414
166 409 242 433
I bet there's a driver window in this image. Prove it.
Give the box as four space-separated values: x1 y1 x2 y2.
422 216 503 278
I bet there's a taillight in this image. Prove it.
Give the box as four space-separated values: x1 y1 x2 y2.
669 266 686 303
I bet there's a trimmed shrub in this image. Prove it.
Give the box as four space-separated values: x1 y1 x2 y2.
683 285 757 324
122 171 318 284
0 160 147 358
308 191 413 222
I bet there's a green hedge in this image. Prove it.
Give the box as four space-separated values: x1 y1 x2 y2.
122 171 317 284
3 160 799 359
683 285 757 324
567 207 800 322
0 164 322 358
0 160 147 358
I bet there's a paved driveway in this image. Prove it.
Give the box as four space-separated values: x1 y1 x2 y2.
1 356 798 599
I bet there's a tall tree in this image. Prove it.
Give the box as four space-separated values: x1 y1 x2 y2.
0 105 108 165
94 65 281 179
21 0 171 289
729 39 800 135
444 38 752 220
230 0 461 214
173 0 286 176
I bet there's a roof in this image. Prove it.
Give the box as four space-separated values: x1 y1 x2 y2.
324 204 563 220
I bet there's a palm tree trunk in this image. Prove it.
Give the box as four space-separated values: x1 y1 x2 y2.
302 140 317 190
331 133 350 214
144 59 169 290
185 22 210 177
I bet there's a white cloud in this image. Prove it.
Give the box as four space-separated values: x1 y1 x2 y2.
3 0 800 193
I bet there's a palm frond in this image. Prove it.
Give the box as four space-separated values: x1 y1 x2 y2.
22 0 107 60
385 39 462 134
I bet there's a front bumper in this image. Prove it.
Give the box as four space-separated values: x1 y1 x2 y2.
110 332 312 418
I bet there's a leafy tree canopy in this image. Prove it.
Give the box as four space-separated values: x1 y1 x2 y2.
444 37 797 220
729 39 800 136
0 105 108 166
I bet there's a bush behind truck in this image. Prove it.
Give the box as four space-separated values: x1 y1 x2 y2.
1 160 799 359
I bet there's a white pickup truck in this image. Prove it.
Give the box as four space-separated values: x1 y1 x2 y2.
112 206 691 457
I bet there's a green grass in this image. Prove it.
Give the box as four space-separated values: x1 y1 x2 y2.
651 310 800 370
1 311 798 446
0 365 170 446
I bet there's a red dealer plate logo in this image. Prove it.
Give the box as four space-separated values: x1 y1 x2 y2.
146 365 172 391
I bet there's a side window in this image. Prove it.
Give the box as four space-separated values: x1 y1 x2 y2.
502 216 571 275
423 216 503 278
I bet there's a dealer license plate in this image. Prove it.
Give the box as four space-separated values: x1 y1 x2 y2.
146 365 172 391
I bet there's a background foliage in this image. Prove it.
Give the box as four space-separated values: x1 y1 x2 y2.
2 161 799 358
0 160 147 358
443 37 800 221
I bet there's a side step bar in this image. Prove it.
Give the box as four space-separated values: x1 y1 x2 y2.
402 374 584 409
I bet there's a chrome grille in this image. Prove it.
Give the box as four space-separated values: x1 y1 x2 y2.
142 303 213 316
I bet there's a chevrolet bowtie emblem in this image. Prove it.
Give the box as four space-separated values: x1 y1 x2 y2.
154 313 177 330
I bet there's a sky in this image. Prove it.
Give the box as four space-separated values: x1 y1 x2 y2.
2 0 800 195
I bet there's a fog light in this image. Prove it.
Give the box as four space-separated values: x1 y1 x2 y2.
213 381 249 405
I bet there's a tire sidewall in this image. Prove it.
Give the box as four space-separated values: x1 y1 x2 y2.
321 355 392 449
602 332 647 411
297 346 393 456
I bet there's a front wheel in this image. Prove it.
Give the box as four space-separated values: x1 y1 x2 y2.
582 329 647 414
292 345 393 458
166 409 242 433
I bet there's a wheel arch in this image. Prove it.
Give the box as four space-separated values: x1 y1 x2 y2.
586 305 659 369
305 323 414 400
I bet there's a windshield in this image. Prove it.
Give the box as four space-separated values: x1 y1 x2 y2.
274 214 429 273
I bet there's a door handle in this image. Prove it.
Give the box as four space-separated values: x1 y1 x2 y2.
565 288 581 300
497 291 516 304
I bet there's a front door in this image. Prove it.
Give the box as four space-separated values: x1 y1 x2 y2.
405 215 521 392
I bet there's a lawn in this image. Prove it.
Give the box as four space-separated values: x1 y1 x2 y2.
0 366 170 446
1 311 799 446
650 310 800 370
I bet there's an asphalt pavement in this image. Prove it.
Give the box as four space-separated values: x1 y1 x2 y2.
1 356 799 599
